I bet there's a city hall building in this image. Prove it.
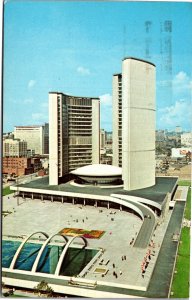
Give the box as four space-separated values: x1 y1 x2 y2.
4 57 183 298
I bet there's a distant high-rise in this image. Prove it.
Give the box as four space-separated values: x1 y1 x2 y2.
43 123 49 155
3 137 27 157
14 124 48 155
113 57 156 190
49 92 100 185
175 126 182 133
100 129 106 150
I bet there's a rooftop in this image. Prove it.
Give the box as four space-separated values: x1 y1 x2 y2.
122 57 156 67
49 91 99 100
16 176 178 206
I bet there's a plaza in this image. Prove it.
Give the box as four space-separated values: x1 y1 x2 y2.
2 175 187 298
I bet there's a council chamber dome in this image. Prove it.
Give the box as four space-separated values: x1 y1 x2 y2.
71 164 122 184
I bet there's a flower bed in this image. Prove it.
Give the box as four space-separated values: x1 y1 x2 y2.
59 228 105 239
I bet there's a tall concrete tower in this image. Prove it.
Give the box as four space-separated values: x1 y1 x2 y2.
122 57 156 190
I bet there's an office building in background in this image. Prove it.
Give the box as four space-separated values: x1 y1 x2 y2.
14 124 48 155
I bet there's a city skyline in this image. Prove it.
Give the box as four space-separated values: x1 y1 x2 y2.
3 1 192 132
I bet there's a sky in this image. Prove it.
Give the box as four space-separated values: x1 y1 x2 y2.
3 0 192 132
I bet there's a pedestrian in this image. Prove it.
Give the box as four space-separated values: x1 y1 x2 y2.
124 255 126 260
113 263 115 268
119 270 122 275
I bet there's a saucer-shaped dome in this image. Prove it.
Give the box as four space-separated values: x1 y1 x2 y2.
71 164 122 184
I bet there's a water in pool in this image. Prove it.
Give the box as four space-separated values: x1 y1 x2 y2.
2 240 98 276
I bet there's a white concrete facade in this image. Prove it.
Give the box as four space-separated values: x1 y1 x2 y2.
92 99 100 164
49 93 59 185
122 58 156 190
112 74 122 167
49 92 100 185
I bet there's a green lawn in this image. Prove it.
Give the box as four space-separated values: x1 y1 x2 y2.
171 227 190 298
178 180 191 187
3 186 15 196
170 181 191 298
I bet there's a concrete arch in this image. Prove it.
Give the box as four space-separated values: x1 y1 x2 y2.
106 196 145 220
55 236 87 276
32 233 68 273
9 231 49 270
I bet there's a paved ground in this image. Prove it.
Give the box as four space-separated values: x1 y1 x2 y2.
2 188 186 296
175 186 189 201
2 193 171 291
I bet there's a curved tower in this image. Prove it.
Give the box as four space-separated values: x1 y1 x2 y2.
49 92 100 185
122 57 156 190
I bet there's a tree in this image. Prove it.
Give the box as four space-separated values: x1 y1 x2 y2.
34 280 54 298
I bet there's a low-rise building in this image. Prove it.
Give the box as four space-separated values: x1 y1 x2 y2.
171 147 191 158
3 157 33 176
31 157 42 172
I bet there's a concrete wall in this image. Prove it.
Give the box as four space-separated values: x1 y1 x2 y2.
49 93 59 185
112 74 121 167
122 58 156 190
92 99 100 164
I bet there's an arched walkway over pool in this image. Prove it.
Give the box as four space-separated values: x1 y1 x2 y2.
9 231 49 270
32 233 68 272
55 236 87 276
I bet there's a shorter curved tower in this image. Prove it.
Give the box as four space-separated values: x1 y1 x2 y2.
49 92 100 185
